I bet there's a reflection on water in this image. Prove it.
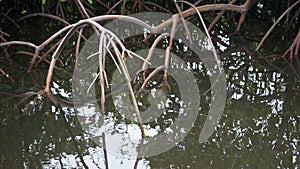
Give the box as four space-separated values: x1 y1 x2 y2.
1 13 300 169
1 50 299 168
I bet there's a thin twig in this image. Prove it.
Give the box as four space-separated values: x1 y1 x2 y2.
208 0 237 31
0 41 37 48
179 0 223 73
142 33 169 71
75 27 84 70
106 0 124 14
102 133 109 169
0 12 20 28
14 51 51 65
139 65 165 91
174 1 193 45
0 68 15 83
282 29 300 62
98 31 106 116
142 1 172 14
111 41 145 137
256 0 300 51
18 13 70 25
121 0 126 15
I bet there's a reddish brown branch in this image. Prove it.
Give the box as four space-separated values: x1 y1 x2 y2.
256 0 300 51
14 51 51 65
282 30 300 62
142 1 172 14
0 12 20 28
0 68 15 83
56 1 66 21
208 0 237 31
74 0 92 18
18 13 70 25
106 0 124 14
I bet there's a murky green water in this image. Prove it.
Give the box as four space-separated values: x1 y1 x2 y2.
1 8 300 169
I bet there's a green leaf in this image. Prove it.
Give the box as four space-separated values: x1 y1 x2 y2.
42 0 46 4
88 0 92 4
